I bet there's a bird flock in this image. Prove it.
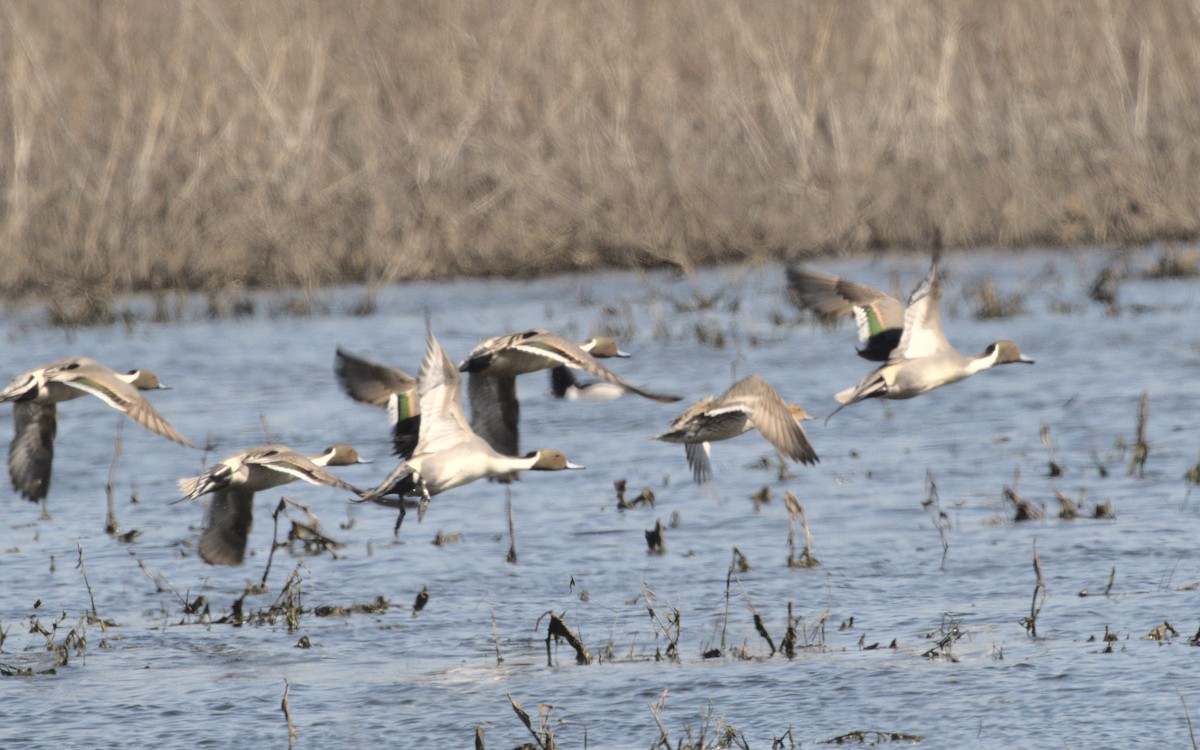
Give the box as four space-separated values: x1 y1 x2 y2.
2 259 1034 566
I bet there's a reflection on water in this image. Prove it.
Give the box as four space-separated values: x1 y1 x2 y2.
2 248 1199 747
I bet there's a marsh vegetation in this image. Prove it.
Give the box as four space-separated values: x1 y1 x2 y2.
4 1 1200 320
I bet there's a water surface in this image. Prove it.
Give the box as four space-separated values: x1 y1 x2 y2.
2 248 1198 748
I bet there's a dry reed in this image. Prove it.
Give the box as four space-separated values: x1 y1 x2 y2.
3 1 1200 311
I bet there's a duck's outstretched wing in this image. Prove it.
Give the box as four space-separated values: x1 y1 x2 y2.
786 266 905 362
334 347 417 409
59 363 194 447
892 263 952 361
467 374 520 457
198 488 254 566
684 442 714 484
8 402 57 502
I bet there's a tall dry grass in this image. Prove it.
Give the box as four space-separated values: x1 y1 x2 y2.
2 1 1199 309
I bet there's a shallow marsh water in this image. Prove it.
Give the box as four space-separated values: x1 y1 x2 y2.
2 247 1199 748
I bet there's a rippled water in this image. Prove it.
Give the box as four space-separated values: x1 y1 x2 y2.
2 248 1199 748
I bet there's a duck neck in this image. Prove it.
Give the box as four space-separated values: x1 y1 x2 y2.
965 349 1000 375
490 452 540 473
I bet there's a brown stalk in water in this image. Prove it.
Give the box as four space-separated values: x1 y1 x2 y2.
281 679 297 749
505 488 518 564
1041 422 1063 477
1022 539 1048 639
645 519 666 555
922 470 950 568
784 491 819 569
642 584 681 661
105 419 124 535
507 694 557 750
1128 391 1150 478
537 610 592 665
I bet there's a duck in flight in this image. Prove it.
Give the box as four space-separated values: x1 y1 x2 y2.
654 375 818 483
357 330 584 529
334 347 421 459
787 260 1033 421
458 328 679 462
1 356 194 506
335 333 633 460
178 443 368 566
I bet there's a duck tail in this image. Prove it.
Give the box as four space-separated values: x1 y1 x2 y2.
356 463 418 505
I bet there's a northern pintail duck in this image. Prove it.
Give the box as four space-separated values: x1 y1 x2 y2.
549 365 626 401
654 375 819 483
459 328 679 459
334 347 420 459
789 261 1034 420
358 330 583 526
179 443 368 566
1 357 194 504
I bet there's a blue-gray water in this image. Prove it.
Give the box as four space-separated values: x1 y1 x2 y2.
2 248 1198 749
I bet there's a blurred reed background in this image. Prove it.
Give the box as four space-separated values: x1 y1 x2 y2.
1 1 1198 316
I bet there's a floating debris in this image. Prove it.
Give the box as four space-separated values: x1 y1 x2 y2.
1185 454 1200 486
313 596 388 618
922 616 965 661
750 486 772 512
1056 490 1079 520
645 519 666 555
615 479 656 510
287 517 343 559
817 729 925 745
432 530 461 546
1143 621 1179 642
1005 484 1044 522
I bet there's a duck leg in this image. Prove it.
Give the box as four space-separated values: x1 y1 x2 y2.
416 477 433 521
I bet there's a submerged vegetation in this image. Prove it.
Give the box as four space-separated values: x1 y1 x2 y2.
3 1 1200 317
